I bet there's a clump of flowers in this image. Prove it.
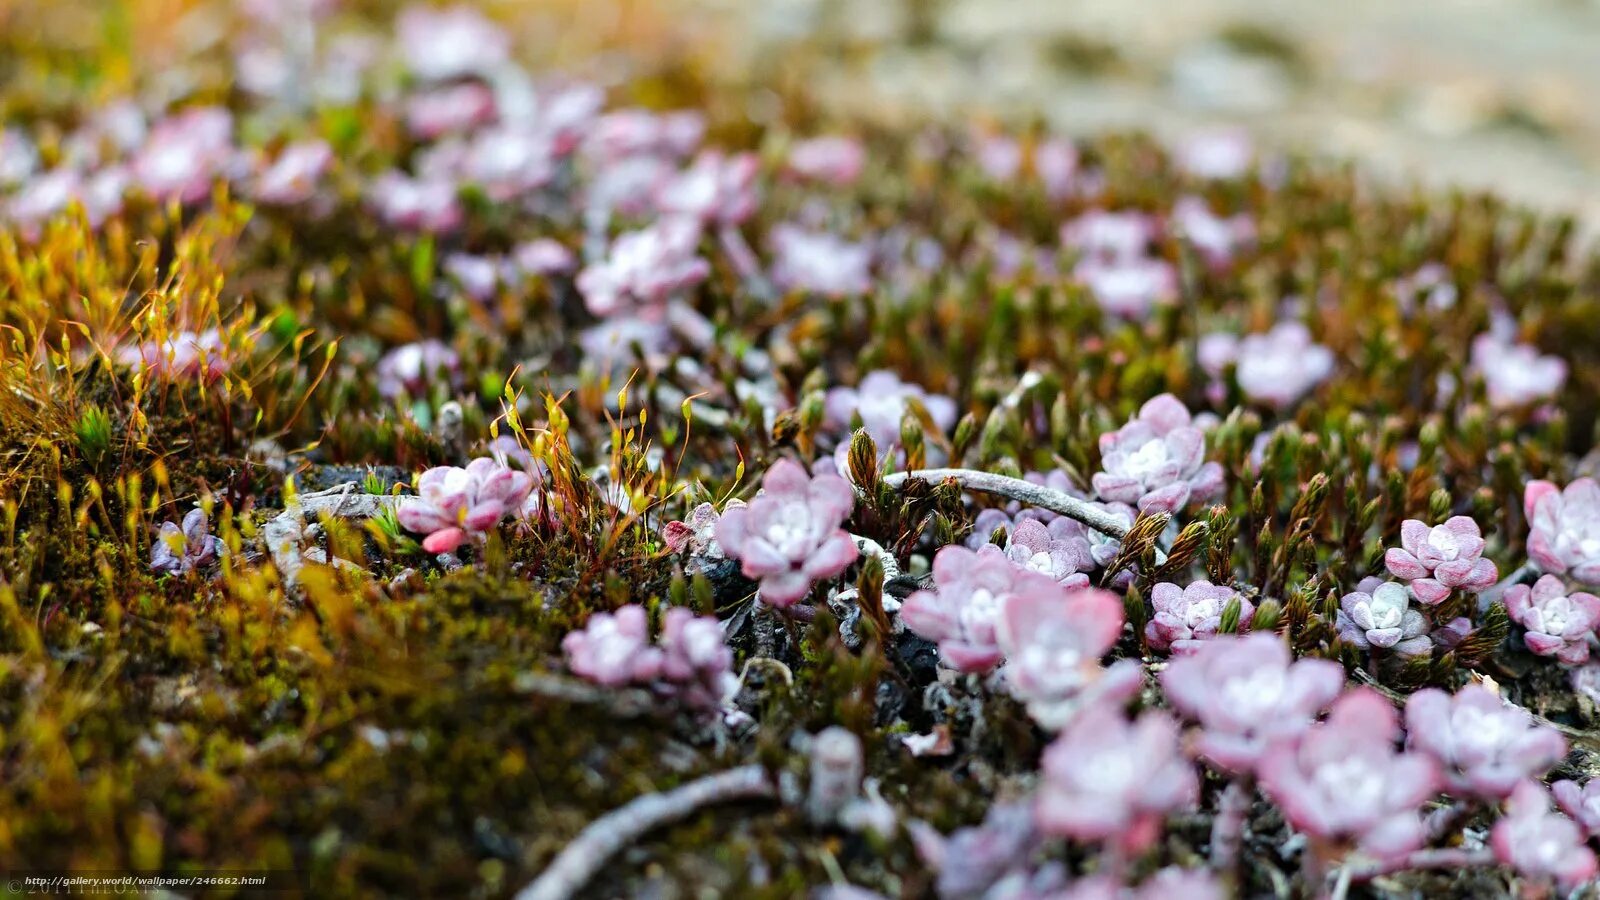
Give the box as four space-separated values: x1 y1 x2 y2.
1161 633 1344 774
823 370 957 455
655 150 759 225
1092 393 1224 514
1471 329 1567 409
563 605 735 713
1525 478 1600 585
1257 688 1440 865
1336 581 1432 655
787 136 865 186
376 339 461 401
1197 322 1334 410
1491 781 1598 890
397 458 535 554
1505 574 1600 665
995 586 1141 729
1384 516 1499 604
253 140 333 206
1146 580 1253 653
902 544 1044 673
1403 684 1567 800
769 223 873 297
713 459 858 607
150 509 224 575
1034 706 1198 854
577 218 710 317
1169 196 1254 268
1552 778 1600 836
1000 518 1094 587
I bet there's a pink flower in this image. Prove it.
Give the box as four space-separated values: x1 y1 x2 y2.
1336 582 1432 655
1384 516 1498 604
1061 210 1159 263
375 339 460 400
1170 196 1254 267
663 501 743 557
562 605 664 686
1073 256 1177 319
443 253 502 302
368 171 462 232
1471 332 1566 409
655 151 759 225
1001 518 1095 587
1161 633 1344 775
1147 580 1254 654
823 370 957 453
901 544 1040 673
1404 685 1566 800
397 458 535 554
1552 779 1600 837
118 329 229 381
150 509 224 575
578 316 673 369
1035 706 1198 854
253 140 333 206
714 459 858 607
909 802 1040 900
130 107 237 205
1505 574 1600 665
787 136 865 186
996 586 1140 729
1173 129 1253 180
1200 323 1334 410
972 132 1022 181
397 4 508 81
512 238 576 276
404 83 497 139
1033 138 1078 199
576 218 709 317
1491 781 1598 890
458 126 557 200
1525 479 1600 585
584 109 705 163
770 224 873 297
658 607 738 711
1092 393 1225 514
1258 689 1440 862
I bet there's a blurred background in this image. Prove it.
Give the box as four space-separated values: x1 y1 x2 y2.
6 0 1600 231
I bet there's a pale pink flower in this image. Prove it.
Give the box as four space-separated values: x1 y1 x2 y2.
150 509 224 575
1092 393 1225 514
512 238 576 276
1552 779 1600 837
1492 781 1598 890
562 605 664 686
823 370 957 452
1174 129 1253 180
459 126 557 200
130 107 236 205
584 109 704 162
1034 137 1078 199
253 140 333 206
901 544 1043 673
1147 580 1254 654
1505 574 1600 665
576 218 709 316
1258 689 1440 862
397 458 535 554
444 253 502 301
1161 633 1344 775
973 133 1022 181
1384 516 1498 605
658 606 738 712
368 171 462 232
397 4 508 82
1404 684 1567 800
1471 331 1566 409
404 83 497 139
375 339 460 400
1336 582 1432 655
119 329 229 381
1035 706 1198 854
1170 196 1254 267
770 224 873 297
787 136 865 186
655 151 759 225
1073 255 1178 319
1000 518 1094 587
1061 210 1159 263
714 459 858 607
1525 479 1600 585
1200 323 1334 410
996 586 1140 730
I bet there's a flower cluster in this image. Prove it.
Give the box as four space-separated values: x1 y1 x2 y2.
1197 322 1334 410
563 604 736 713
150 509 225 575
714 459 858 607
1336 580 1431 655
397 458 536 554
1404 684 1566 800
1505 574 1600 665
1146 579 1252 653
1525 478 1600 585
1062 209 1176 319
1492 782 1597 889
823 370 957 457
1092 394 1224 514
1384 516 1498 604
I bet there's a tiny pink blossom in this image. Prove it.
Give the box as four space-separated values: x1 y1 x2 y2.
584 109 705 163
655 151 759 225
1404 685 1567 800
658 607 738 711
901 544 1042 673
119 329 229 381
1336 582 1432 655
1147 580 1254 654
1552 779 1600 838
1384 516 1498 604
369 171 462 232
996 586 1140 730
713 459 858 607
787 136 865 186
512 238 576 276
770 224 873 297
397 458 535 554
130 107 237 205
1170 196 1254 267
253 140 333 206
375 339 460 400
1160 633 1345 775
1033 138 1078 199
1174 128 1254 180
562 605 664 686
1072 255 1178 319
1092 393 1225 514
1199 323 1334 410
150 508 224 575
823 370 957 453
443 253 502 302
1471 331 1566 409
1258 688 1440 862
1001 518 1095 587
1525 478 1600 585
1491 781 1598 890
404 83 497 139
576 218 709 317
1061 210 1159 263
397 4 508 82
458 126 557 200
1505 574 1600 665
1035 706 1198 854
